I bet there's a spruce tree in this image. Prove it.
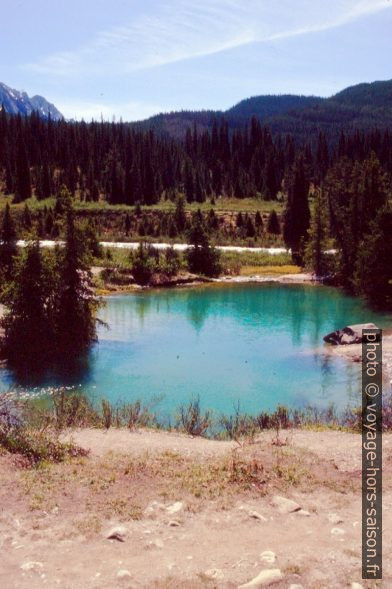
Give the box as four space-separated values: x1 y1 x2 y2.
1 241 53 367
283 156 310 263
186 213 221 277
305 188 329 277
0 203 18 279
14 136 31 203
267 210 280 234
355 206 392 307
56 204 98 358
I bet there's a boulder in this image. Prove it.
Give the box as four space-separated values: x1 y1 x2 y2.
323 323 379 345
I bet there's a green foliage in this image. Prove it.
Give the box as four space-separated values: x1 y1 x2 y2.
305 188 331 277
267 210 280 234
0 202 17 280
131 243 181 285
283 155 310 264
1 195 100 369
354 205 392 307
186 212 222 277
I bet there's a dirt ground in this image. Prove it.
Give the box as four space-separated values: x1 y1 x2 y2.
0 428 391 589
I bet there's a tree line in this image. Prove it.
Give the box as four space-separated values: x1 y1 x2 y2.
1 108 392 205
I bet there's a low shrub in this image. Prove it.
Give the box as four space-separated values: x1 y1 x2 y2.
177 397 212 437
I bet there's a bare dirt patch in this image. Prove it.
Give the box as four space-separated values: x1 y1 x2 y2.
1 429 391 588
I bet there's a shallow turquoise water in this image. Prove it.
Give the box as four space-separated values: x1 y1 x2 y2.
1 284 391 416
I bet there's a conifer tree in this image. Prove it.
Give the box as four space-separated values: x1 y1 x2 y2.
0 241 54 367
0 203 18 279
186 213 221 277
14 136 31 203
56 203 99 358
283 156 310 263
267 210 280 234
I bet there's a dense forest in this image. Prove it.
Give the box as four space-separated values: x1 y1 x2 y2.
1 108 392 206
0 106 392 309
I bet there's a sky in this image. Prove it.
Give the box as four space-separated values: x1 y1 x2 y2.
1 0 392 121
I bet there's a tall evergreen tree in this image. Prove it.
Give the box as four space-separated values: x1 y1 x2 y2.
0 203 18 279
283 156 310 263
14 136 31 203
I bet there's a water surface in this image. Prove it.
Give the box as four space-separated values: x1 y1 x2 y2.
1 284 391 416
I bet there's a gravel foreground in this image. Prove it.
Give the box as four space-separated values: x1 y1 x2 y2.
1 428 391 589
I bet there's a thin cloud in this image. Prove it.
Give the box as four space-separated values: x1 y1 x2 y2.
24 0 391 77
57 99 165 122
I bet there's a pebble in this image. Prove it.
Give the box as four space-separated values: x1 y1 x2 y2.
328 513 343 524
249 511 268 522
205 568 224 580
117 570 132 580
20 561 44 573
144 501 165 517
289 585 304 589
260 551 276 565
271 496 301 514
168 520 181 527
166 501 184 515
106 526 128 542
296 510 311 517
145 538 164 549
331 527 345 536
238 568 283 588
350 584 364 589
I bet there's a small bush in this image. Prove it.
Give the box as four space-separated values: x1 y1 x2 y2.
120 400 153 430
101 399 113 429
0 426 88 466
178 397 212 437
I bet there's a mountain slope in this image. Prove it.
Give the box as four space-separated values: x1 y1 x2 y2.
0 82 63 120
135 79 392 139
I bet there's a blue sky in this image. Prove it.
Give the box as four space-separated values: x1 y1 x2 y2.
1 0 391 121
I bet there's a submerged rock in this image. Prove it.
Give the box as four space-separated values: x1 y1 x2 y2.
323 323 379 345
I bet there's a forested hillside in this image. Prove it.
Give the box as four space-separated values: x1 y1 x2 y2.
136 79 392 142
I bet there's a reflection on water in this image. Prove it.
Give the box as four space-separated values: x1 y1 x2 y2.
1 283 391 415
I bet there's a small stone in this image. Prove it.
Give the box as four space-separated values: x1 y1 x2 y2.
328 513 343 525
260 551 276 565
145 538 164 549
331 528 345 536
166 501 184 515
168 520 181 527
249 511 268 522
205 568 224 580
296 510 311 517
144 501 165 517
350 584 363 589
238 568 283 588
117 570 132 581
106 526 128 542
271 496 301 514
20 561 44 573
289 585 304 589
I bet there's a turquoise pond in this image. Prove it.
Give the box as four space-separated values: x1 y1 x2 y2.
1 283 391 416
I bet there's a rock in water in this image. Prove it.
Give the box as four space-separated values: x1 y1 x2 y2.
238 569 283 588
323 323 379 345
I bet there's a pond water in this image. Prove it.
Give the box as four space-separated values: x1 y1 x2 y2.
1 284 391 417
